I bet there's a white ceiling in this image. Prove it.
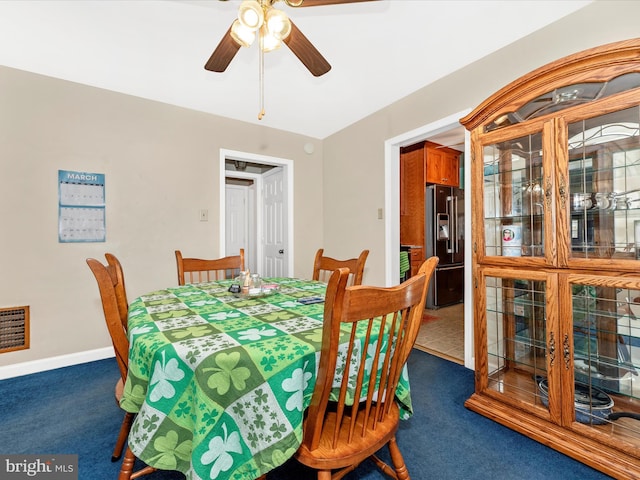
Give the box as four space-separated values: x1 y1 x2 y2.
0 0 593 139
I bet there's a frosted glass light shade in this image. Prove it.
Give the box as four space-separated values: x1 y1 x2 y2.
238 0 264 30
260 25 282 52
230 19 256 47
265 9 291 40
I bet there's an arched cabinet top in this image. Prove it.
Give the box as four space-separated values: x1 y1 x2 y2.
460 37 640 132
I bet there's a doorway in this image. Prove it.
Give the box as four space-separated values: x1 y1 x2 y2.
384 110 474 369
219 149 294 278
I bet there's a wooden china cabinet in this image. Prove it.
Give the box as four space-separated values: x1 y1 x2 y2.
460 38 640 479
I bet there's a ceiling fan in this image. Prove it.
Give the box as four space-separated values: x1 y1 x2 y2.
205 0 375 78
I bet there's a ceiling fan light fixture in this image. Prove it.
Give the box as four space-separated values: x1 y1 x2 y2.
230 19 256 47
237 0 264 30
205 0 335 118
265 9 292 40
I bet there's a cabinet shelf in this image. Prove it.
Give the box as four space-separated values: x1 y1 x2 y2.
484 367 640 451
488 338 547 370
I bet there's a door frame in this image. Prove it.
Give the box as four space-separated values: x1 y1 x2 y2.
383 109 474 369
219 149 294 277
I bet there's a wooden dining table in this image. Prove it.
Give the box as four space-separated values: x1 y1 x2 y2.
119 277 414 480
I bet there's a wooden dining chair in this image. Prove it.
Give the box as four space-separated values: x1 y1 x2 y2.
86 255 156 479
295 256 439 480
312 248 369 286
105 253 129 331
175 249 245 285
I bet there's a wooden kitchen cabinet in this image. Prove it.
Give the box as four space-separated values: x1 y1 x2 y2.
461 38 640 479
425 142 460 187
400 143 425 247
408 246 423 277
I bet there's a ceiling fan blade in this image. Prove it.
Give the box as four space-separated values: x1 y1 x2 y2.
283 20 331 77
292 0 376 6
204 24 240 72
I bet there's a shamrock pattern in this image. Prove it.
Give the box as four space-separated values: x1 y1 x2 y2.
122 278 413 480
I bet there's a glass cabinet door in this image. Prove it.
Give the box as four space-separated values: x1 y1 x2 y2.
564 105 640 266
566 274 640 451
480 122 554 263
478 267 557 420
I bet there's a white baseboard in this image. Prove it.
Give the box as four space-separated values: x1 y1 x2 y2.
0 347 115 380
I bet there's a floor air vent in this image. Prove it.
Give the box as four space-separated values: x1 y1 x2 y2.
0 306 29 353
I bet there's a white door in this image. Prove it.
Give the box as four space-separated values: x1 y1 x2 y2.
225 184 254 269
262 167 287 277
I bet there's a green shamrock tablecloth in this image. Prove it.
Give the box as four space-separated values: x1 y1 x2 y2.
120 278 413 480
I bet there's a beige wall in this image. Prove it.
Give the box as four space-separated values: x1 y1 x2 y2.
1 0 639 369
0 68 323 367
322 0 640 286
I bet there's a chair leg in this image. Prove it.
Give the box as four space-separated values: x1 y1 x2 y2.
330 464 360 480
318 470 332 480
370 455 399 480
112 412 135 462
118 446 157 480
387 437 409 480
118 447 136 480
131 465 157 479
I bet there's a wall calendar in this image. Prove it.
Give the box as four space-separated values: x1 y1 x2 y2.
58 169 106 242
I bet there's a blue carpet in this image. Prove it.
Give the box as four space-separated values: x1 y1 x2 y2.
0 350 612 479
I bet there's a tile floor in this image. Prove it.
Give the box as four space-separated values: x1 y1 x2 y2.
414 302 464 364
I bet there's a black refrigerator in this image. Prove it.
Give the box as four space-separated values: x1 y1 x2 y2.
425 184 464 309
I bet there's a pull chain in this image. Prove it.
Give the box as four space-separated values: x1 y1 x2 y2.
258 30 265 120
